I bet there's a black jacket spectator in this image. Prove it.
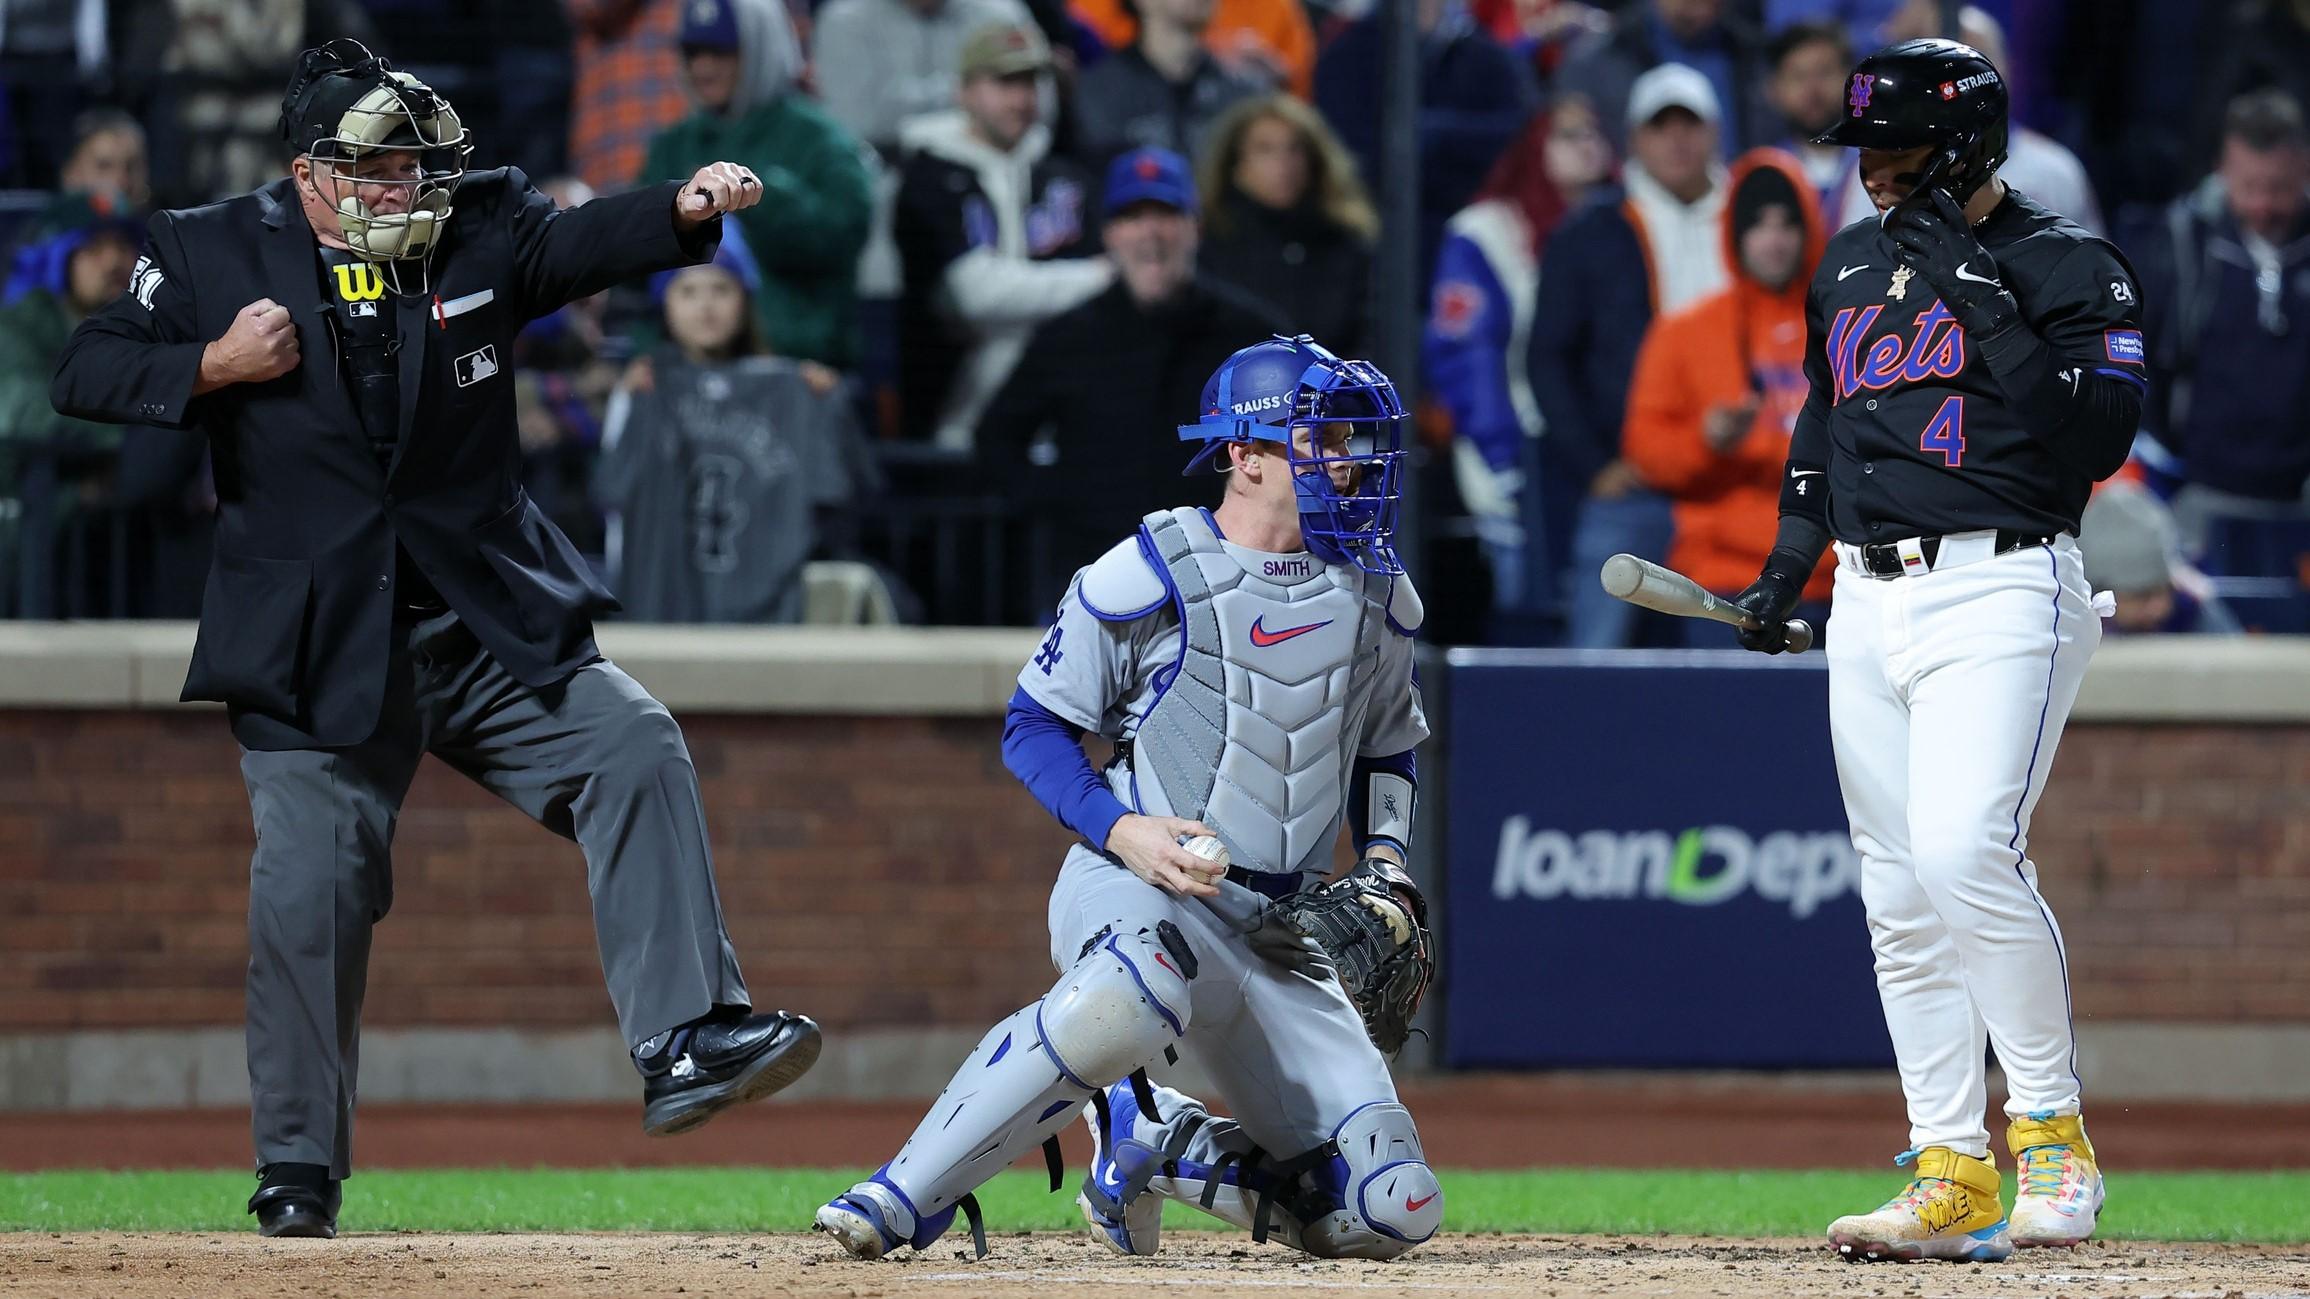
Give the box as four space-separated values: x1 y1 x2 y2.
2132 178 2310 503
981 275 1281 614
893 114 1107 446
1071 0 1271 167
2130 92 2310 505
1198 189 1370 354
1193 95 1376 354
893 22 1112 448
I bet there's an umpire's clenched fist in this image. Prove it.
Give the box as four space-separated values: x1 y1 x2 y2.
675 161 763 225
199 298 300 391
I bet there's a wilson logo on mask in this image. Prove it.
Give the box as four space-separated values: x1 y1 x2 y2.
333 262 386 302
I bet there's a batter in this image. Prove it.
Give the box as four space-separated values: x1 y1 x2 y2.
1730 39 2145 1262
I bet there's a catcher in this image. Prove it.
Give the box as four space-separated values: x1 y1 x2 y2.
815 335 1439 1261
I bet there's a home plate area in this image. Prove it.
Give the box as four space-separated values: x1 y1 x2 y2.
5 1233 2307 1299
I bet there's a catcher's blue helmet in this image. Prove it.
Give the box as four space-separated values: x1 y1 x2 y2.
1178 334 1407 575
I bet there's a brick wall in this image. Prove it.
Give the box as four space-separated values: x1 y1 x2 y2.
0 711 1078 1035
2 712 2307 1033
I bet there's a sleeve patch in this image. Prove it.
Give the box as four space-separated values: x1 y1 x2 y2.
961 195 998 252
2103 329 2144 363
130 255 163 310
1429 279 1484 338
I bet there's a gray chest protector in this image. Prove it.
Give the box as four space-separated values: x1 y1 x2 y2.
1112 508 1395 877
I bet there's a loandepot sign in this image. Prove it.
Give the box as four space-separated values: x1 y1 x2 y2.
1490 817 1860 920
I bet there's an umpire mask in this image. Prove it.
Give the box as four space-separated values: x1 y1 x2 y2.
279 39 470 293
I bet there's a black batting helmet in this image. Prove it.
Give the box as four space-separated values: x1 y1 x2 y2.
1814 38 2008 203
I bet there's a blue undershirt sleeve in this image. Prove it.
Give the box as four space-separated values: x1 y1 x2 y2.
1001 686 1133 851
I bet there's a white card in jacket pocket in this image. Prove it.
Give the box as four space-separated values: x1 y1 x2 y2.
439 289 494 319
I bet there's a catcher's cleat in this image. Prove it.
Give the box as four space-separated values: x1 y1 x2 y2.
637 1009 820 1137
816 1180 906 1260
815 1170 977 1260
1828 1147 2012 1263
2008 1111 2103 1248
1078 1079 1166 1256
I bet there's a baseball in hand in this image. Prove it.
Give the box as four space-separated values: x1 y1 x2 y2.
1181 834 1230 878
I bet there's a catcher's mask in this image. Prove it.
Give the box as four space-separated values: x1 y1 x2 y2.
1177 334 1409 577
279 38 470 293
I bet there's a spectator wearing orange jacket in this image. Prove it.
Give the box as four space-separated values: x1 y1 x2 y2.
1069 0 1314 98
1622 147 1833 645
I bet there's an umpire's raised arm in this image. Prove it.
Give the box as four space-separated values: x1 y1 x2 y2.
509 160 762 318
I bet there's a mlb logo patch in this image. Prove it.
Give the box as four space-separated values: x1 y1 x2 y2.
348 301 379 319
455 345 499 388
2104 329 2145 363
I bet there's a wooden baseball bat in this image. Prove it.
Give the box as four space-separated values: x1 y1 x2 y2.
1598 553 1815 654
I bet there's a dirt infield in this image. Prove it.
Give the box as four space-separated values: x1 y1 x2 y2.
11 1077 2310 1172
4 1232 2306 1299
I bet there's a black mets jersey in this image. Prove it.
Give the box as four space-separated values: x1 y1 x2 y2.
1790 188 2146 543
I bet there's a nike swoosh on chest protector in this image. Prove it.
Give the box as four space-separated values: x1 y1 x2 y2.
1247 615 1333 647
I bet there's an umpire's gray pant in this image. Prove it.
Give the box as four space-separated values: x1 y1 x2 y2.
240 609 749 1177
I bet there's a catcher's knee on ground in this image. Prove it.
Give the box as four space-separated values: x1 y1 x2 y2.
1299 1102 1443 1260
1134 1094 1442 1261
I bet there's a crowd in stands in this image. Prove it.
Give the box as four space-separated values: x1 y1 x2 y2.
0 0 2305 638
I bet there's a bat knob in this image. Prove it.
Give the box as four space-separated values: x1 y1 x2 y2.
1784 619 1816 654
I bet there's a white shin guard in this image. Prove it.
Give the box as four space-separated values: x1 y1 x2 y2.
883 923 1196 1224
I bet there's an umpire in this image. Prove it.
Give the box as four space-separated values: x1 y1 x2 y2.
50 40 821 1237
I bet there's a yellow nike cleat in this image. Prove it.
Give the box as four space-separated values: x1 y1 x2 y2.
2008 1111 2104 1248
1828 1146 2013 1263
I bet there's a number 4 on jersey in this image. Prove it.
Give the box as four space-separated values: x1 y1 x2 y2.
1920 396 1966 467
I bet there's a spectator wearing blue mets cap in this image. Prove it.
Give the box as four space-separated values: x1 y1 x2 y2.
980 146 1283 618
640 0 873 368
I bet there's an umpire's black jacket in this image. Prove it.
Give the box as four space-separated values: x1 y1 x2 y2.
53 169 716 751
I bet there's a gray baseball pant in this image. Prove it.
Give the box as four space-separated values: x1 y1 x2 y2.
239 609 748 1177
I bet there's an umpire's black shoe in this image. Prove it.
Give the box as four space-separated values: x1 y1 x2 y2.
248 1164 340 1238
637 1009 822 1137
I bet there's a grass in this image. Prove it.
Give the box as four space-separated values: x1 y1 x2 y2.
2 1169 2306 1242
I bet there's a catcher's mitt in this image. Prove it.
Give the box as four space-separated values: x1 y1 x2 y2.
1274 858 1434 1053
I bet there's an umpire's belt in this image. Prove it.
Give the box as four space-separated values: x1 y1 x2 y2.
1227 866 1313 900
1841 529 2054 581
